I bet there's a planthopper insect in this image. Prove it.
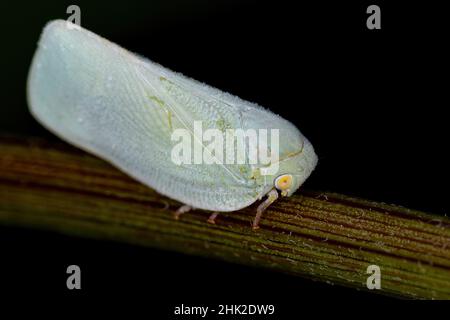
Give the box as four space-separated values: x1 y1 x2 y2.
27 20 318 229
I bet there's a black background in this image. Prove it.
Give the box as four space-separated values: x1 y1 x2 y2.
0 0 448 314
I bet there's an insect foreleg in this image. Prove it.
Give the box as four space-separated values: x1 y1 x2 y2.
252 189 279 230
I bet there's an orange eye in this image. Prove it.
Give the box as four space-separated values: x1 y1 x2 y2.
275 174 293 191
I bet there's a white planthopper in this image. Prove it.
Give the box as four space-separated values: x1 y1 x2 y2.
27 20 318 229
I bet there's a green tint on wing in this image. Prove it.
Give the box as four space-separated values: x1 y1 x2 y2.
133 61 255 187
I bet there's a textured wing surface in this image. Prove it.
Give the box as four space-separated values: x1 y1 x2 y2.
147 61 308 167
27 20 266 211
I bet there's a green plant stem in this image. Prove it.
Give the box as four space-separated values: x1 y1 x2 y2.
0 135 449 299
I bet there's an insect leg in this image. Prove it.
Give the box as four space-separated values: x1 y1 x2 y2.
207 212 220 224
253 189 279 230
174 204 192 220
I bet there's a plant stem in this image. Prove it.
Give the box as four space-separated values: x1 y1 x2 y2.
0 135 449 299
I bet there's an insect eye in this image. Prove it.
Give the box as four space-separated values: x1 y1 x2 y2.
275 174 293 191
